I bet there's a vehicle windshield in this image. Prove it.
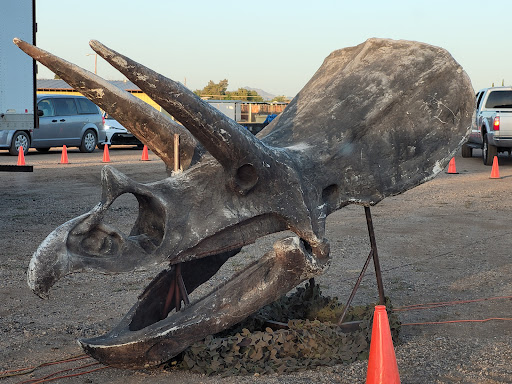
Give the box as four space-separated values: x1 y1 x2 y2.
485 90 512 109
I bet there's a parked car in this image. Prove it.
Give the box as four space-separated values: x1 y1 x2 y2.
0 94 106 155
33 94 106 153
463 87 512 165
98 115 142 149
2 94 107 155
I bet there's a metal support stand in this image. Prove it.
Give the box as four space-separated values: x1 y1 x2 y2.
338 206 385 325
0 165 33 172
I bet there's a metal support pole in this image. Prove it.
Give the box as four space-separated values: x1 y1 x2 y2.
338 206 386 325
337 249 373 325
365 206 386 305
173 134 180 172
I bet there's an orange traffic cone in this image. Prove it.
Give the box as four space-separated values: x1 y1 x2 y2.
141 145 149 161
366 305 400 384
60 145 69 164
446 157 458 174
490 156 500 179
102 145 110 163
17 146 26 166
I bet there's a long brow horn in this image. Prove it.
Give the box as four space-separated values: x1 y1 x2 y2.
90 40 268 170
13 38 202 170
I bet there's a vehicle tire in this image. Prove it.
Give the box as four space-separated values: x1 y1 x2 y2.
9 131 30 156
36 147 51 153
461 143 472 158
80 129 97 153
482 135 497 165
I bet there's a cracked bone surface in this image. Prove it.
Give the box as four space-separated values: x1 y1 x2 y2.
16 37 474 369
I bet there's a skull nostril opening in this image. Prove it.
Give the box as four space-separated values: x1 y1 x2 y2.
233 164 259 195
74 192 166 257
103 193 140 235
72 193 142 257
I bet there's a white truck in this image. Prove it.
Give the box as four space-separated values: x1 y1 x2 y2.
0 0 36 155
463 87 512 165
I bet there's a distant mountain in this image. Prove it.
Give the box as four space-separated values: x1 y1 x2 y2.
243 87 275 101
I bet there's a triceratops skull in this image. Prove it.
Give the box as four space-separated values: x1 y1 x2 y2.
16 37 474 369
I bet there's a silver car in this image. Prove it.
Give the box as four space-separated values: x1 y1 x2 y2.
0 95 106 155
31 94 106 153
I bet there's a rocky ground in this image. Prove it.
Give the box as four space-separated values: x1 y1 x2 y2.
0 146 511 383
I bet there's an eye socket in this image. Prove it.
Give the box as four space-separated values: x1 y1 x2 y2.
231 163 259 195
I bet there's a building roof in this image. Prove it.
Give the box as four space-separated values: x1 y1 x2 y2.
37 79 142 92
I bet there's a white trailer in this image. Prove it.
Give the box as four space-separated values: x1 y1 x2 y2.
0 0 36 155
206 100 242 122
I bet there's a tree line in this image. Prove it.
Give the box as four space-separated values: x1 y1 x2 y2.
194 79 288 102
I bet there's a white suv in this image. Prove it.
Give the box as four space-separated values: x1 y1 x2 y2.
98 115 142 149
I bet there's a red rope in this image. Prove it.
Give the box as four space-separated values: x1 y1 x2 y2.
392 296 512 326
402 317 512 326
17 362 101 384
393 295 512 312
17 364 108 384
0 353 109 384
1 295 510 380
0 355 90 378
38 366 108 382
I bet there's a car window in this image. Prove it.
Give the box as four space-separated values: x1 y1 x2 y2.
76 98 99 114
53 98 78 116
485 91 512 109
476 92 484 110
37 99 55 117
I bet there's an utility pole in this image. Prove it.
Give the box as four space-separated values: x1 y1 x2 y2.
86 53 97 75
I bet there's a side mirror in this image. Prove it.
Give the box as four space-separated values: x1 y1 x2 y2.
37 109 44 117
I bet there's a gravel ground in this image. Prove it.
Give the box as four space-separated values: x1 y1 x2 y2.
0 146 511 383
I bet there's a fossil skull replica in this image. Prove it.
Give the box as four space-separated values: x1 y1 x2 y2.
16 37 474 369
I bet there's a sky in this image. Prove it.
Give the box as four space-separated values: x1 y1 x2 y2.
34 0 511 98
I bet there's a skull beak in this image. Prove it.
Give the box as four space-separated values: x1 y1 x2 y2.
28 213 86 298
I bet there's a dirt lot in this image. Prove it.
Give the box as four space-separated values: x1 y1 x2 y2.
1 146 511 383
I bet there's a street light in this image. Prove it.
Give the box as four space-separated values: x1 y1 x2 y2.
86 53 97 75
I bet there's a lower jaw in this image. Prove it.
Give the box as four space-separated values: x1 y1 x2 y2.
79 236 326 369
